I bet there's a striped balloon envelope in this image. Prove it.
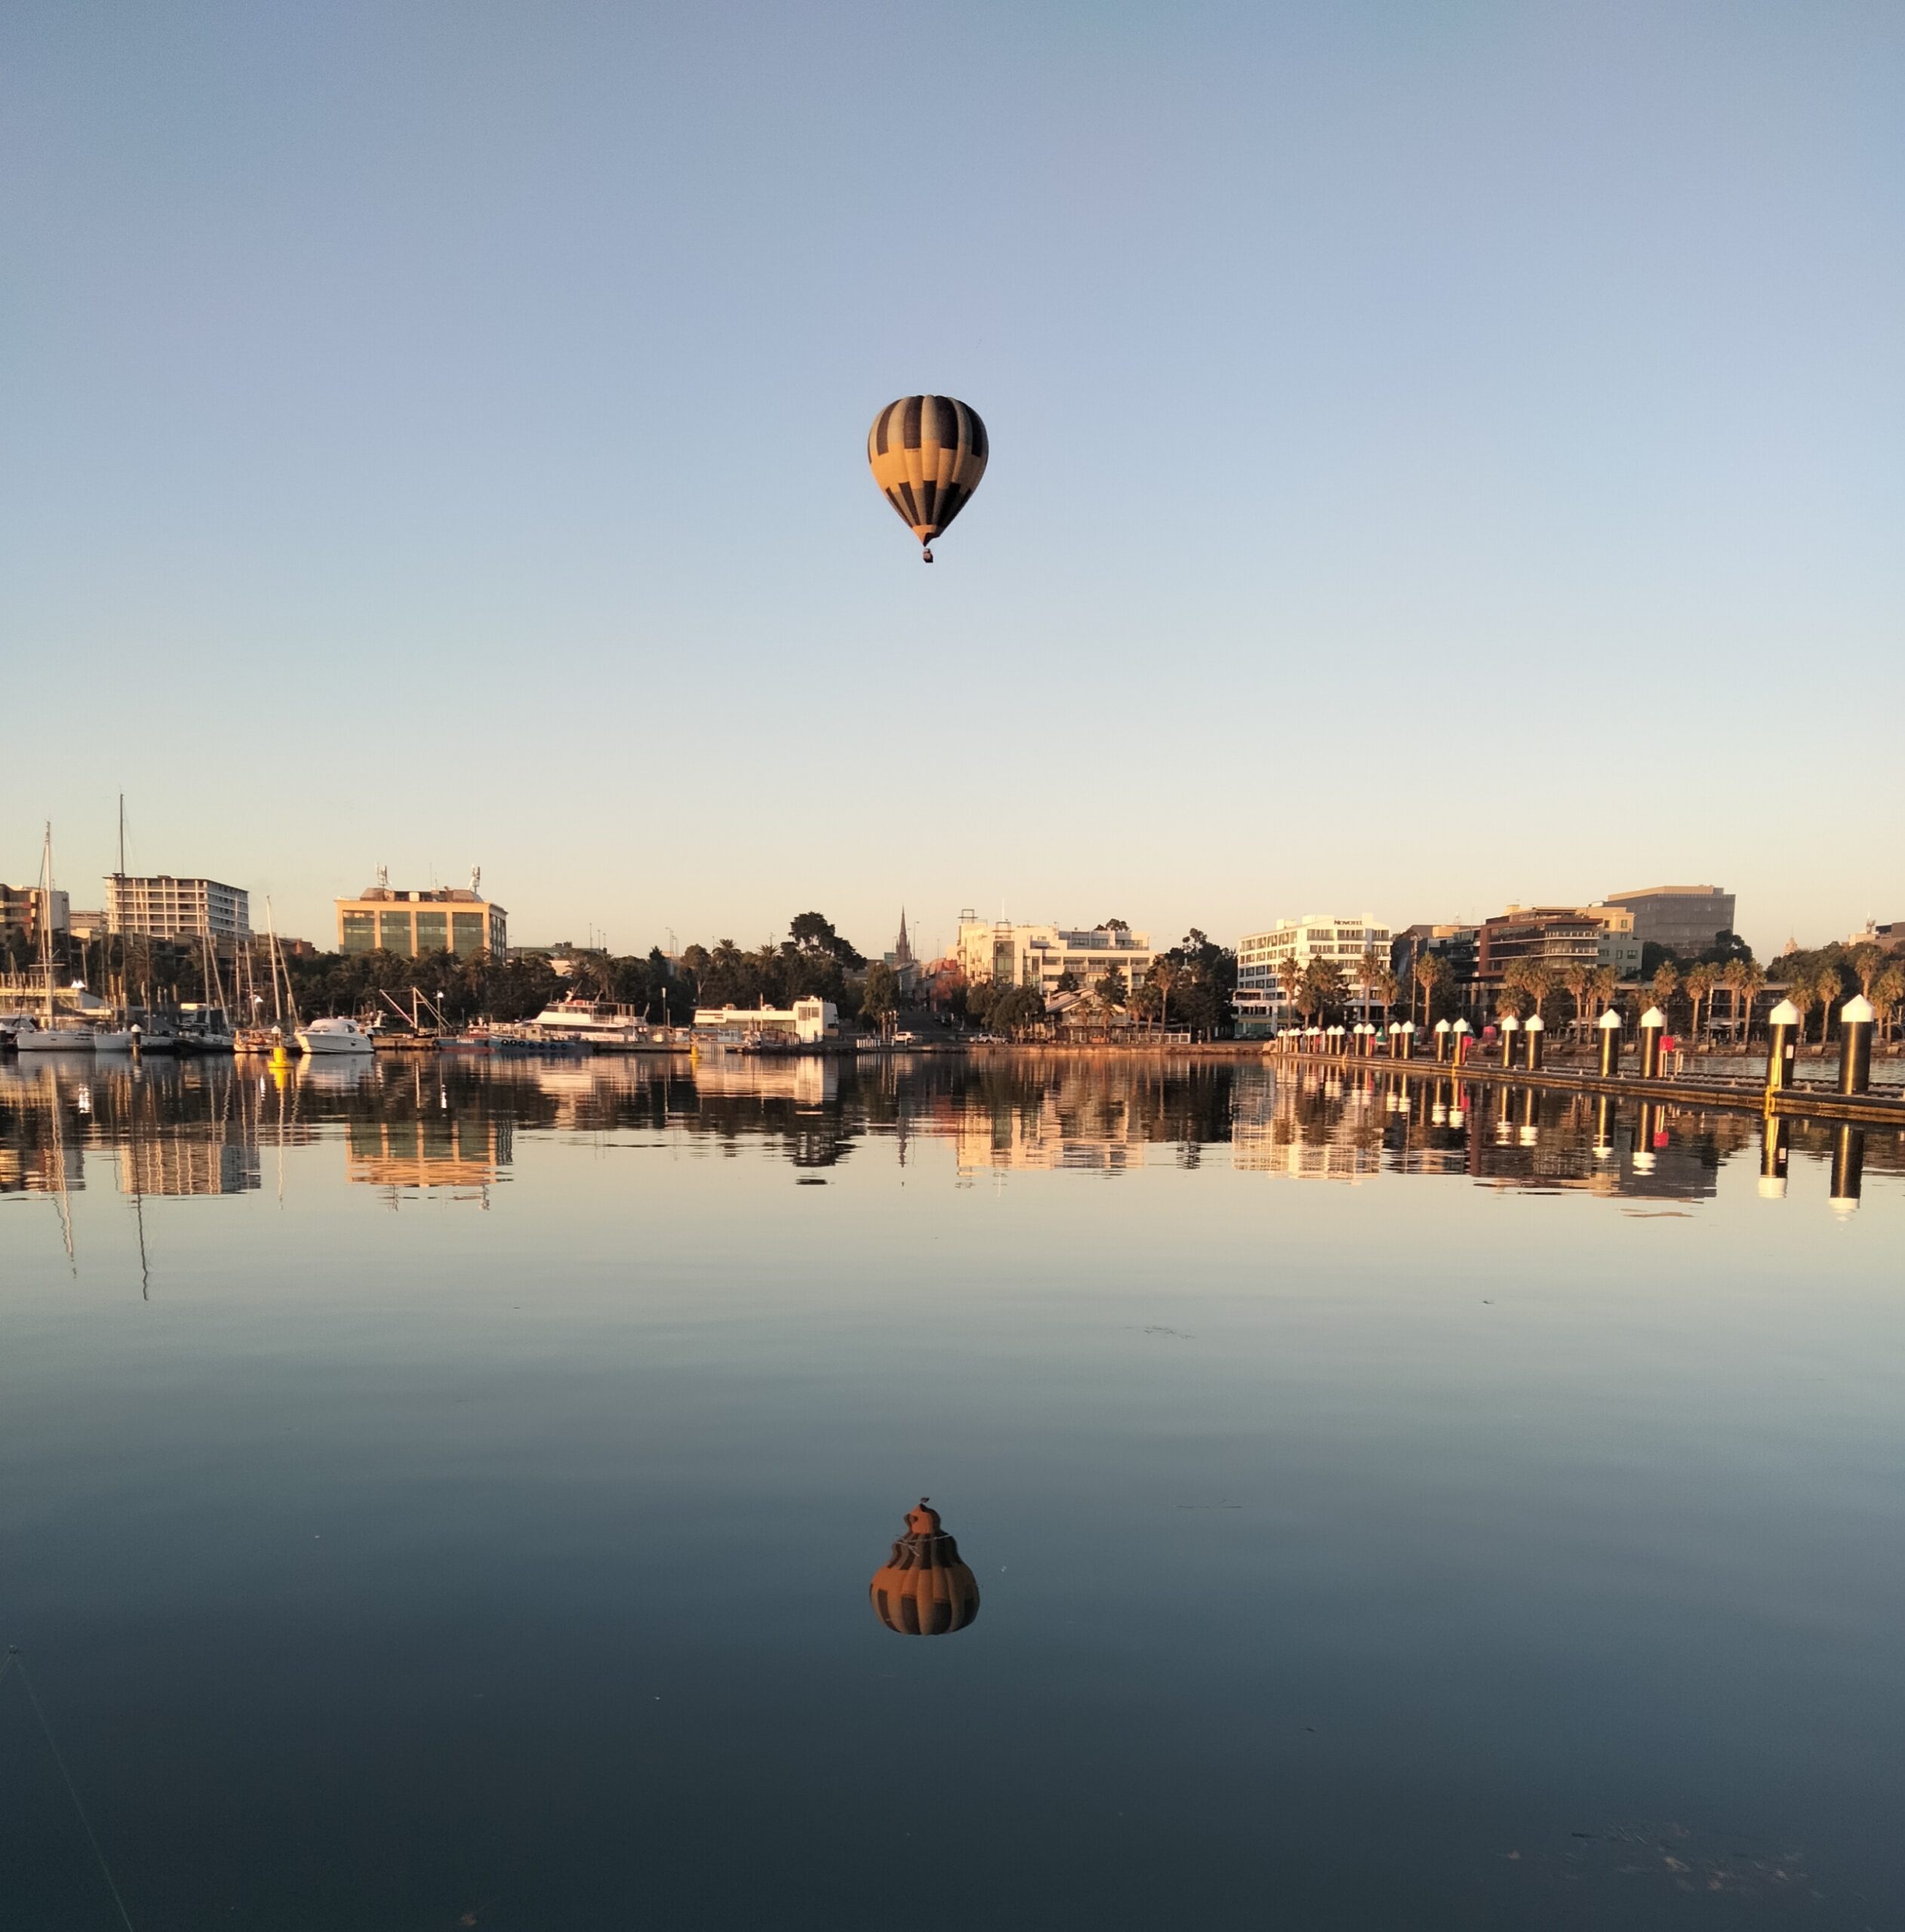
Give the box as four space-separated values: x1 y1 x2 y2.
866 395 988 561
869 1498 981 1635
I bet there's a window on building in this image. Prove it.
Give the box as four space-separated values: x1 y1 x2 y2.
415 912 448 953
341 912 375 955
453 912 485 956
380 911 414 953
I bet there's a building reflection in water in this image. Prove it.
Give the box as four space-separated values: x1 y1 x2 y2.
2 1055 1895 1220
869 1499 980 1637
346 1116 512 1204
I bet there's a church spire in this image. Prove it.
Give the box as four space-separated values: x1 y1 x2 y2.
894 907 913 967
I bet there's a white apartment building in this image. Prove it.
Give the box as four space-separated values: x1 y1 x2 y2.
1235 914 1392 1033
955 914 1156 996
106 874 251 942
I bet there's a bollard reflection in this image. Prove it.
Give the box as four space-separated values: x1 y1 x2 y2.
1758 1116 1789 1198
1829 1125 1864 1215
869 1499 980 1636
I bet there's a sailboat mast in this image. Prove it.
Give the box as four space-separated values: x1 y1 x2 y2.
116 793 126 1009
39 824 55 1024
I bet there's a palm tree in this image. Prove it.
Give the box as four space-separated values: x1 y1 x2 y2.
1873 962 1905 1044
1562 963 1593 1042
1517 959 1558 1026
1722 960 1747 1042
1589 964 1617 1016
1354 947 1384 1026
1277 950 1300 1029
1786 974 1817 1044
1685 964 1716 1046
1291 969 1321 1027
1412 951 1449 1029
1651 961 1681 1019
1810 957 1846 1044
1730 960 1765 1044
1149 957 1183 1035
1305 957 1348 1023
1372 964 1399 1021
1848 942 1885 999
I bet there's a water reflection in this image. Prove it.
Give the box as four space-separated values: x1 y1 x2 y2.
1 1056 1899 1223
3 1052 1903 1929
869 1500 980 1637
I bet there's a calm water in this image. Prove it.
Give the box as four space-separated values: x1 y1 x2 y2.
2 1053 1902 1930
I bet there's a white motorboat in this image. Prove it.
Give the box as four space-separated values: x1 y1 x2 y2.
296 1016 375 1056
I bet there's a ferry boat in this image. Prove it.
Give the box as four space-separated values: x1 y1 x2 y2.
527 997 656 1050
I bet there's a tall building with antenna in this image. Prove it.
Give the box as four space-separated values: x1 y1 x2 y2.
334 866 506 958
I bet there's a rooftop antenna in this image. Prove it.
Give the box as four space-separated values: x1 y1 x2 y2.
470 866 481 894
377 865 389 890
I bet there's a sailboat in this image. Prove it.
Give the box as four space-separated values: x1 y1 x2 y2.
236 900 299 1054
14 826 96 1053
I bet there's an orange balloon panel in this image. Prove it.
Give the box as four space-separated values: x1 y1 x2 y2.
869 1498 980 1635
866 396 988 552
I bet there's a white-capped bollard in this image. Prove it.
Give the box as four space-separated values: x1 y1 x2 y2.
1386 1020 1402 1058
1639 1005 1666 1079
1434 1017 1451 1063
1452 1017 1472 1066
1839 995 1875 1095
1524 1014 1545 1071
1499 1013 1520 1068
1764 998 1800 1094
1399 1020 1415 1061
1597 1008 1622 1078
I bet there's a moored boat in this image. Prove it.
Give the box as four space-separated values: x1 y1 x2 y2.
296 1016 375 1056
14 1017 97 1052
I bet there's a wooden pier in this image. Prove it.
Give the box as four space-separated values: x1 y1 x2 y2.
1279 1048 1905 1129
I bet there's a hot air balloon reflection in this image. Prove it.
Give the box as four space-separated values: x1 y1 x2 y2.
866 396 987 561
869 1498 980 1635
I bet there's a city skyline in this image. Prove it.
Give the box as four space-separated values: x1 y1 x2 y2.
4 5 1900 960
0 808 1869 968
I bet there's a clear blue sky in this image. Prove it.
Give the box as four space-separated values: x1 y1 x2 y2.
3 2 1899 961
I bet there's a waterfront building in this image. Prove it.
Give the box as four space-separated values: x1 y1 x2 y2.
1848 918 1904 955
954 914 1155 995
106 873 251 942
335 870 506 958
1234 915 1391 1035
0 883 69 941
1390 924 1480 998
1474 906 1641 998
1601 884 1737 959
692 998 839 1044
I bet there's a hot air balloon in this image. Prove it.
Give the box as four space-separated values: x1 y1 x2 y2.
866 396 987 561
869 1498 980 1635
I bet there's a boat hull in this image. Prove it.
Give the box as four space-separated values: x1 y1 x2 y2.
297 1028 374 1056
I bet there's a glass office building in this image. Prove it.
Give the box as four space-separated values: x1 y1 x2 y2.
335 885 506 958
